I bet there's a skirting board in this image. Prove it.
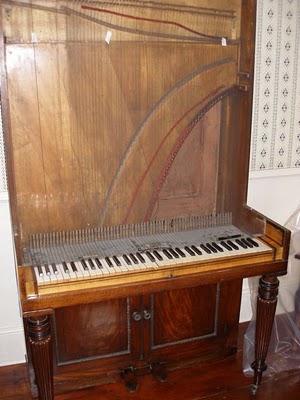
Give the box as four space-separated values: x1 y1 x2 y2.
0 328 26 366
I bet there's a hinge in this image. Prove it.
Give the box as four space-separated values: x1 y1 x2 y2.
236 84 249 92
238 71 250 79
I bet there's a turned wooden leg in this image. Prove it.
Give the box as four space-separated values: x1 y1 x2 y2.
251 275 279 394
27 315 53 400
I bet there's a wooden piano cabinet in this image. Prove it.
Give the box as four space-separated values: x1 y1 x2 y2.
23 279 243 398
21 266 287 400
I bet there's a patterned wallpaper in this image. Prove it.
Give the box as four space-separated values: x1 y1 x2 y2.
251 0 300 171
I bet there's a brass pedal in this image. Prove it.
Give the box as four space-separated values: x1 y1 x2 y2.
121 367 139 393
151 362 168 383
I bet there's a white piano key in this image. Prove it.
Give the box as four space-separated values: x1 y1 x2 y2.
94 258 109 275
134 253 153 270
57 263 71 281
64 262 78 280
103 256 119 273
75 261 91 278
127 253 143 269
113 256 129 272
143 252 159 268
175 247 195 263
82 259 98 276
34 266 45 285
50 263 64 282
41 266 51 283
70 261 84 279
87 259 104 276
120 254 136 271
151 250 175 267
43 265 57 283
97 258 113 274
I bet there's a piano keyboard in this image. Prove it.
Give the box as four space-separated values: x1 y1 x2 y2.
32 232 272 287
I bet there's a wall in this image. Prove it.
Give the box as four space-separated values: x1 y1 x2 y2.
0 193 26 366
242 0 300 322
1 0 300 365
0 105 26 366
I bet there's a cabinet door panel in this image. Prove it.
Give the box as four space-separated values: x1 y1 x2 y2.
152 285 217 346
146 280 242 363
54 298 130 364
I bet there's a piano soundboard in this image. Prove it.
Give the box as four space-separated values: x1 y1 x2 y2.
24 224 273 294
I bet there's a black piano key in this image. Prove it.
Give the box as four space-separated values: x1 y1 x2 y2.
37 265 43 276
146 251 155 262
129 253 139 264
169 248 180 258
200 244 211 254
163 249 173 259
191 245 202 255
153 250 163 261
81 259 89 270
94 258 103 269
123 254 132 265
241 237 253 248
220 241 233 251
113 255 122 267
246 237 259 247
211 242 224 252
105 256 114 267
62 261 70 273
184 246 195 256
88 259 96 270
175 247 186 257
51 263 58 274
227 240 239 250
70 261 78 272
236 239 248 249
136 252 146 263
44 264 51 275
206 243 218 253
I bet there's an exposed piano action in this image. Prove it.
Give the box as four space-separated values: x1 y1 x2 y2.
25 223 274 295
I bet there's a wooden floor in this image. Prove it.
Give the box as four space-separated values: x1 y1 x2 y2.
1 325 300 400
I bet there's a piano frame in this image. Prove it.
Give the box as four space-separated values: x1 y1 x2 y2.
0 1 290 399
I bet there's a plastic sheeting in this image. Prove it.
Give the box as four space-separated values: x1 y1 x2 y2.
243 206 300 377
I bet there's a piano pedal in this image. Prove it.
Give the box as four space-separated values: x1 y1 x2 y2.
121 367 139 393
151 362 168 383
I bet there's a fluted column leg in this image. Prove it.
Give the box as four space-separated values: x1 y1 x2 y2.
251 275 279 394
27 315 53 400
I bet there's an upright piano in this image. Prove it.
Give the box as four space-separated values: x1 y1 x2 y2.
0 1 290 399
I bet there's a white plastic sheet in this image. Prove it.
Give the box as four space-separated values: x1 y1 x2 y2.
243 206 300 377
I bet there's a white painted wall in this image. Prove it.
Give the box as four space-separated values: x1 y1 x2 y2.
239 170 300 323
247 170 300 227
0 192 26 366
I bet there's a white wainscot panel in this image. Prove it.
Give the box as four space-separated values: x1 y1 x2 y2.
0 193 26 365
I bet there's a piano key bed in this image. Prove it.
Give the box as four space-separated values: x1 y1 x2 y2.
24 225 273 291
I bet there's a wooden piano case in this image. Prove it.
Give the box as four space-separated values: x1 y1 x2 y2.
0 0 290 399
